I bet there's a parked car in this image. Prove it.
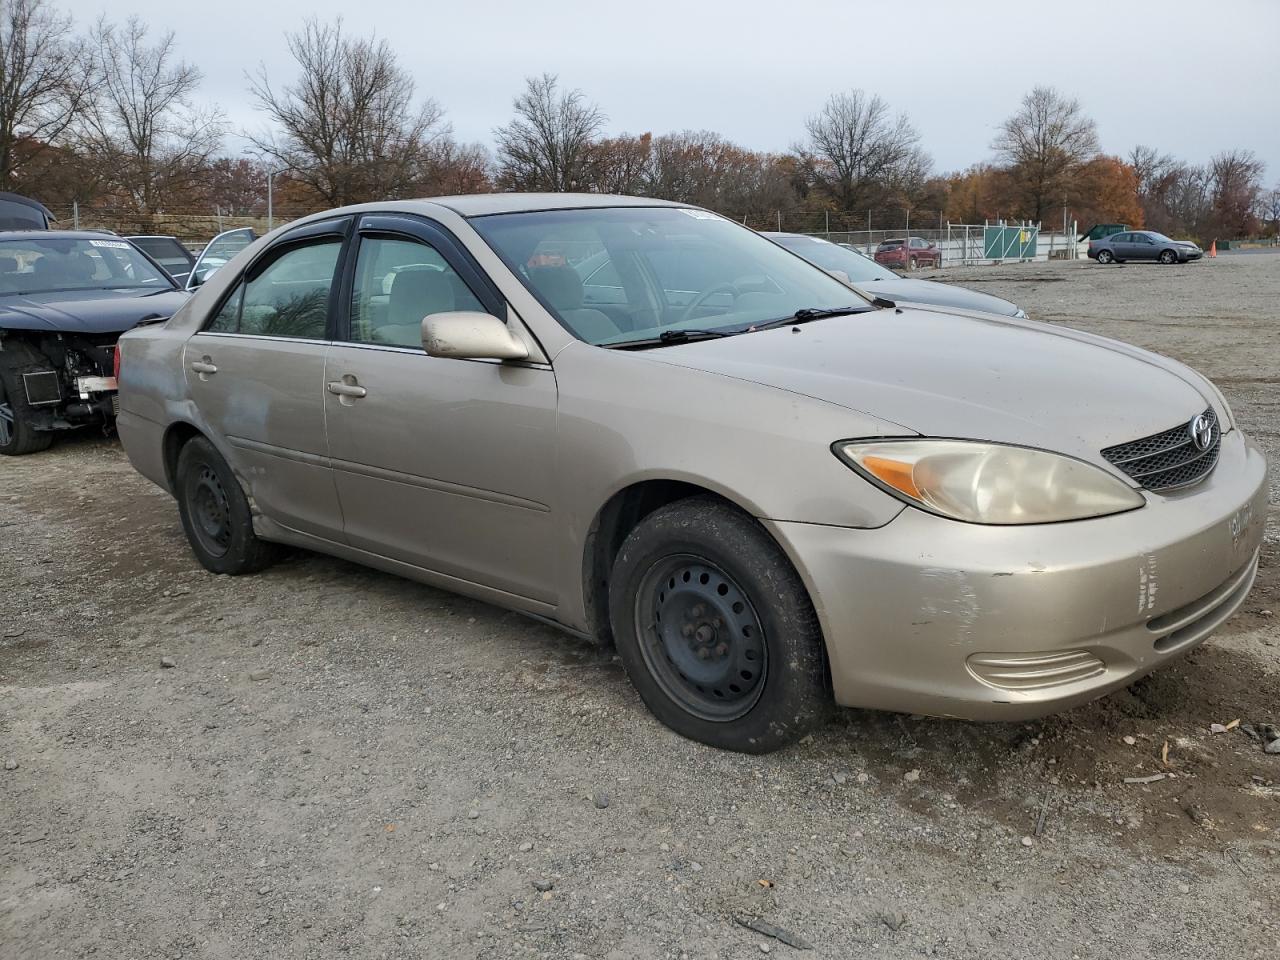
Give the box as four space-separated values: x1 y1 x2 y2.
185 227 256 291
874 236 941 271
763 232 1026 317
116 195 1265 753
125 235 196 286
0 192 53 231
1088 230 1203 264
0 231 189 454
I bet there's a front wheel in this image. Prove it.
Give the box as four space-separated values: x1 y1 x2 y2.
908 256 918 271
175 436 280 575
608 496 829 753
1096 249 1115 264
0 362 53 456
1159 249 1178 264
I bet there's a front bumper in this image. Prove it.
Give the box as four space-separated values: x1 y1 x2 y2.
765 429 1268 720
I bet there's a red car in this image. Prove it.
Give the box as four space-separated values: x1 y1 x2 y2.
874 236 941 271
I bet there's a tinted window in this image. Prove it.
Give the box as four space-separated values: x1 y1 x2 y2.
1132 233 1154 244
348 237 485 347
773 236 894 282
129 237 192 270
0 198 47 230
878 240 903 249
207 240 339 338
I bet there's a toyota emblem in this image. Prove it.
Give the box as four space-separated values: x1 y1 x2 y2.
1189 414 1214 451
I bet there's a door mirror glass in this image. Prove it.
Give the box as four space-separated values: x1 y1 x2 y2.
422 311 529 361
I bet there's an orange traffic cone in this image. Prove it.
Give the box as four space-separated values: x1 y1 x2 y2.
1208 240 1217 258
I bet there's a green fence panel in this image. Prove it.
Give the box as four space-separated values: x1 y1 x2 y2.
982 226 1038 259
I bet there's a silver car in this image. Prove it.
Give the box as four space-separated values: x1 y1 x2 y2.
762 231 1027 317
117 194 1267 753
1088 230 1203 264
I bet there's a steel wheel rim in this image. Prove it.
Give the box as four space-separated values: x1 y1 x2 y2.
633 554 768 722
190 463 232 557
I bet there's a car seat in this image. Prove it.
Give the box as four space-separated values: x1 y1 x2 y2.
526 265 620 342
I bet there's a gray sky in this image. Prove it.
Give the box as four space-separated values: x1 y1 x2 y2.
85 0 1280 178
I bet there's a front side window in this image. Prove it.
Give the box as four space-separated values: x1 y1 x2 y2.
206 239 340 339
471 207 869 347
348 236 485 347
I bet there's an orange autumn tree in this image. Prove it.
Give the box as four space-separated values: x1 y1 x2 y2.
1072 155 1143 229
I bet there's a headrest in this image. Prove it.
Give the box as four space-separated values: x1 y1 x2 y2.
388 268 455 325
527 265 584 311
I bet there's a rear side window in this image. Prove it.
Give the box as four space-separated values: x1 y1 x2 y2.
205 240 341 339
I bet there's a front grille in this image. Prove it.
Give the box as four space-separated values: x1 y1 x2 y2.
1101 409 1220 491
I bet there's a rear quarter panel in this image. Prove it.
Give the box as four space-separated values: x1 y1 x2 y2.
117 302 200 493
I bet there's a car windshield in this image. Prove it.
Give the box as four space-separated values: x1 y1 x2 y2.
0 236 172 295
1146 232 1172 242
771 235 896 283
471 207 872 346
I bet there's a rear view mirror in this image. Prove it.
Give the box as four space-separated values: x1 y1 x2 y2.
422 311 529 361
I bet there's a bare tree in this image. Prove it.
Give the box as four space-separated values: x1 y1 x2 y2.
249 18 449 206
0 0 93 191
993 86 1099 222
419 140 492 196
797 90 929 217
1207 148 1265 237
84 16 225 214
494 73 604 191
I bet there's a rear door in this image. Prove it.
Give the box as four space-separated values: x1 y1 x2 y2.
183 218 350 541
323 214 559 606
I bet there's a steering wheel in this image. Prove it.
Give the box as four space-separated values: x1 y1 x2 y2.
678 282 739 324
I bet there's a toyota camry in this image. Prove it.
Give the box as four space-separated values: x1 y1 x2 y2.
115 195 1267 752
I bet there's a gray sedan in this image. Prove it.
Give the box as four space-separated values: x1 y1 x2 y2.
1088 230 1203 264
116 194 1265 753
763 232 1026 317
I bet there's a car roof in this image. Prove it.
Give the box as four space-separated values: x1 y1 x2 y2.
0 229 125 242
430 193 688 217
0 192 53 217
123 234 181 240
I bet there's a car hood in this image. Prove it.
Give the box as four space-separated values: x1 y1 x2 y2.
648 306 1213 465
853 276 1021 317
0 288 189 334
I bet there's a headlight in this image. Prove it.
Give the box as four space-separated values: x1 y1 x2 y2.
835 439 1145 525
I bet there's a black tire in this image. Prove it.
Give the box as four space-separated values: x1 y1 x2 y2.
1159 249 1178 264
0 358 54 456
1096 250 1115 264
608 495 829 753
175 435 280 575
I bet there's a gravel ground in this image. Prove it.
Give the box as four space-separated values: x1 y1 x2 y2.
2 253 1278 960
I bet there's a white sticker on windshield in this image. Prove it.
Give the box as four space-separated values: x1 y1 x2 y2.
677 208 726 221
89 239 131 249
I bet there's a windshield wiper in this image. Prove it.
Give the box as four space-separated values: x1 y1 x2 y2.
749 306 871 330
603 328 734 350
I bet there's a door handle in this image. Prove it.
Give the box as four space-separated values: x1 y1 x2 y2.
190 357 217 379
327 379 367 399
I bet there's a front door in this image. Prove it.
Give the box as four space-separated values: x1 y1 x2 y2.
184 221 349 541
323 215 559 606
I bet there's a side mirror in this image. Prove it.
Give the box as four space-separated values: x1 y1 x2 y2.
825 268 852 284
422 311 529 361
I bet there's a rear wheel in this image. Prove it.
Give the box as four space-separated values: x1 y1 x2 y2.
608 496 829 753
1159 249 1178 264
1096 249 1115 264
0 360 53 456
175 436 280 574
908 256 919 271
